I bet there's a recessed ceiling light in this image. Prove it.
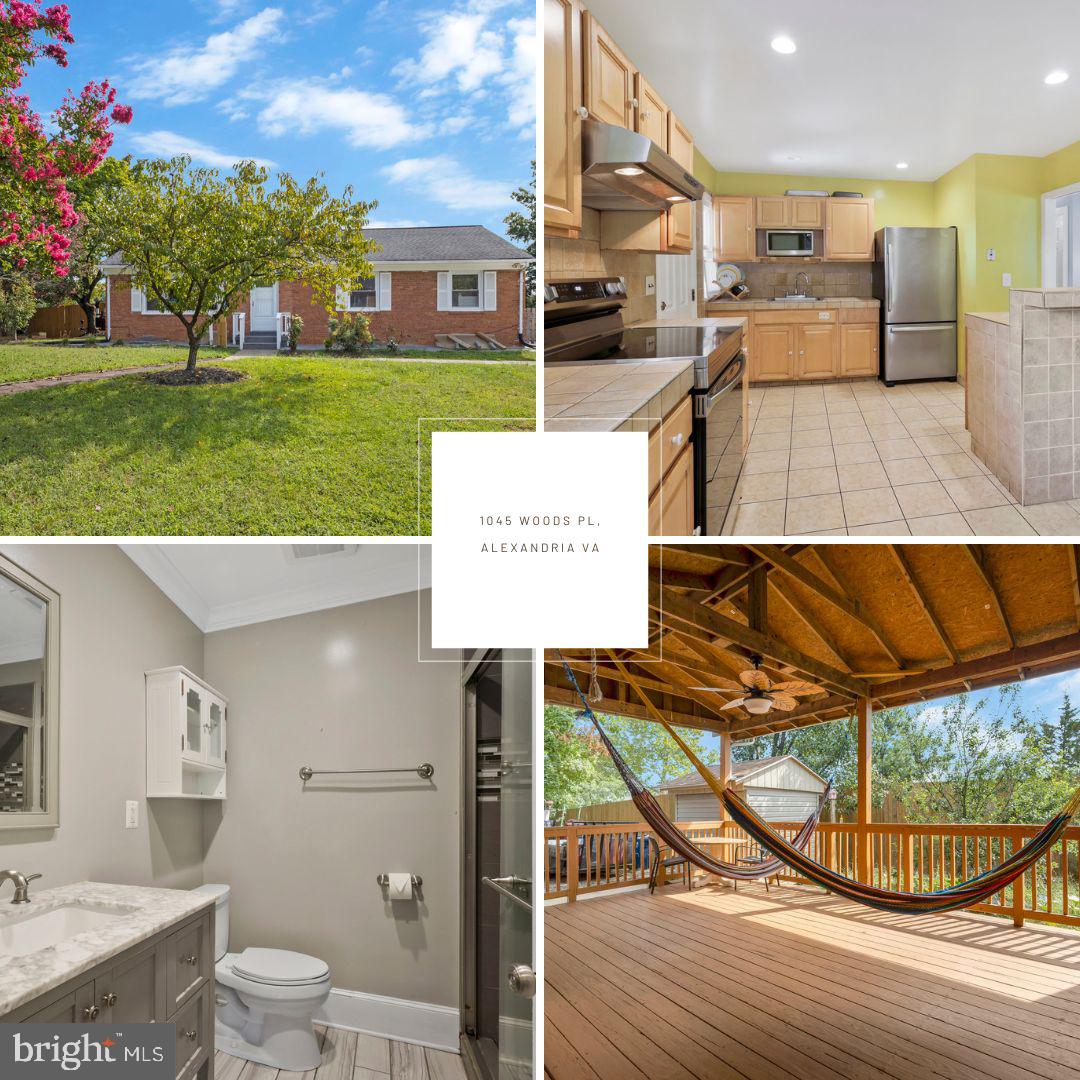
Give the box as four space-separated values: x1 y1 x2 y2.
896 162 909 170
666 195 687 202
614 166 644 176
1045 70 1069 85
770 35 796 55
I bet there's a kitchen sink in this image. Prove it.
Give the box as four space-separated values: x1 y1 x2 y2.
769 295 821 301
0 902 133 957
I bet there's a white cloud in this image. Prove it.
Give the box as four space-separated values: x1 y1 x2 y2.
128 9 285 106
130 130 276 170
394 1 535 133
367 219 433 229
247 79 429 149
382 156 511 210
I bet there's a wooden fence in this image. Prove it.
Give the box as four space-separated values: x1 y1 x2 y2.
544 819 1080 928
26 305 88 339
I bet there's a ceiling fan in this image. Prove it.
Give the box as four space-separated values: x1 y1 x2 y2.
690 655 826 715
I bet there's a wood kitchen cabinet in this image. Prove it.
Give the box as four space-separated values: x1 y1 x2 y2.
841 322 880 376
582 12 635 127
543 0 582 237
796 323 839 379
663 112 694 253
755 195 825 229
825 198 875 260
714 196 756 261
634 73 667 150
648 394 694 536
752 324 796 382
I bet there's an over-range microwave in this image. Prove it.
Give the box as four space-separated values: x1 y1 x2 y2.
766 229 814 257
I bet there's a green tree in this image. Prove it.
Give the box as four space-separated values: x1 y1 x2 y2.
504 162 535 301
0 275 40 339
103 156 378 373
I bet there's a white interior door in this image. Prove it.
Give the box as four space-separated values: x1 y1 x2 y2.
250 285 277 331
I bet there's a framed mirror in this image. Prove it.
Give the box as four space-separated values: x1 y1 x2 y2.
0 554 59 829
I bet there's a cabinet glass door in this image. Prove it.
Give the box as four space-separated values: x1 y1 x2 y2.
184 685 203 761
206 699 225 768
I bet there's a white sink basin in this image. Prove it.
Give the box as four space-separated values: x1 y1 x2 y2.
0 903 132 957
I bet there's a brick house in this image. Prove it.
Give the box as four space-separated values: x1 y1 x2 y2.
100 225 533 349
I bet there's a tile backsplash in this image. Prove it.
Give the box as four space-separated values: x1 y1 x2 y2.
720 260 873 300
545 208 657 325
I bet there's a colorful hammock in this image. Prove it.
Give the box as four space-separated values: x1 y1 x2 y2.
561 658 824 881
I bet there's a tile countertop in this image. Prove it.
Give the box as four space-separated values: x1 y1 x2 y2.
545 316 747 434
703 297 880 312
966 311 1010 325
0 881 214 1016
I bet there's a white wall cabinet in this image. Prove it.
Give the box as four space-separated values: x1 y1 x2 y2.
146 666 227 799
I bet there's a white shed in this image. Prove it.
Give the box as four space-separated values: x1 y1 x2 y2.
659 755 827 823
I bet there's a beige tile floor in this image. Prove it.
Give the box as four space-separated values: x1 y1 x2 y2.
212 1025 468 1080
728 379 1080 536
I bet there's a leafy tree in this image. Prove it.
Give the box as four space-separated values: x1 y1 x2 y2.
102 156 378 373
1 2 132 278
0 274 39 337
503 162 535 300
543 704 716 823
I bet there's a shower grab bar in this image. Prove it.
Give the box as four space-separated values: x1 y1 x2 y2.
299 763 434 781
482 875 533 913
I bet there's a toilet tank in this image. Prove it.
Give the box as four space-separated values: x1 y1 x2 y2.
192 884 230 960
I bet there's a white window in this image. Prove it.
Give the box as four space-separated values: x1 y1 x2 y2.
348 277 377 310
451 273 480 309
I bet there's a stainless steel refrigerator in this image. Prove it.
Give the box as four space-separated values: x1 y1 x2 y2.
872 226 957 385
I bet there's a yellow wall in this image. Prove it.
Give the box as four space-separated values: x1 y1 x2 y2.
1041 135 1080 192
931 156 976 372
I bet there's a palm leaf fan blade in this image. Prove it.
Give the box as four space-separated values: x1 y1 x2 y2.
721 697 747 710
770 693 799 711
740 669 770 690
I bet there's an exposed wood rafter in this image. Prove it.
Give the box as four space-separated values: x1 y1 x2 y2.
888 545 958 664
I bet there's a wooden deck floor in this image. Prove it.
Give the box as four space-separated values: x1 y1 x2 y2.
212 1026 467 1080
545 881 1080 1080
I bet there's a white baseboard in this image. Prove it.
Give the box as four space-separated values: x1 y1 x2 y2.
316 988 459 1053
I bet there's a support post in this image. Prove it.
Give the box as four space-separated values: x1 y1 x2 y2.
719 732 732 823
566 827 578 903
856 696 872 885
1012 863 1026 927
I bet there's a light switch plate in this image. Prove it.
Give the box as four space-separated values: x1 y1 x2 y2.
987 248 996 261
644 275 655 295
1002 272 1013 287
125 800 139 829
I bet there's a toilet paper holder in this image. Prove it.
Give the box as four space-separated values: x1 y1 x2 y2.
377 874 423 889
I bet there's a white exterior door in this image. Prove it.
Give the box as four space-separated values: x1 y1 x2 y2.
250 285 278 331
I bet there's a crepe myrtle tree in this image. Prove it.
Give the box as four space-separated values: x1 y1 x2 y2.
0 1 133 278
104 155 378 373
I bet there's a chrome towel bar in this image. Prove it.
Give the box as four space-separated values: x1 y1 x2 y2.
299 763 434 781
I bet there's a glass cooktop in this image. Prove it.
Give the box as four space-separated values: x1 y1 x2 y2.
576 324 739 362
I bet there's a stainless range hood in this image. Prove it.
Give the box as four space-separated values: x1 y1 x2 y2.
582 119 704 211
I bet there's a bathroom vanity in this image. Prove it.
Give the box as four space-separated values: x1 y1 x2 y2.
0 882 215 1080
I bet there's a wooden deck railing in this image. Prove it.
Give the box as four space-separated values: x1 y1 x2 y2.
544 820 1080 928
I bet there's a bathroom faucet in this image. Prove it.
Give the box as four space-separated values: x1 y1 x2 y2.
794 271 810 296
0 870 42 904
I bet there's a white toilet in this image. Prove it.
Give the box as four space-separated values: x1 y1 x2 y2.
194 884 331 1072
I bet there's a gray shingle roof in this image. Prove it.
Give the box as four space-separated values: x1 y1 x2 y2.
365 225 532 262
660 756 792 791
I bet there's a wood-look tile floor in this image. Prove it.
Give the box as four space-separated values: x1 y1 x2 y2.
727 378 1080 536
213 1026 467 1080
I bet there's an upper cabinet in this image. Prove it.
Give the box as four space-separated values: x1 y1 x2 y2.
583 12 635 127
543 0 583 237
825 198 875 260
634 73 668 150
714 196 755 261
664 113 695 253
755 195 825 229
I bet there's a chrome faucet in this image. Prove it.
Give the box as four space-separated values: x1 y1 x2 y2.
0 870 42 904
794 271 810 296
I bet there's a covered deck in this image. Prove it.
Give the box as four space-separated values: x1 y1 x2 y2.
545 880 1080 1080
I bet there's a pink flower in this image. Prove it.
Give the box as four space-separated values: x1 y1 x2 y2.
111 104 133 124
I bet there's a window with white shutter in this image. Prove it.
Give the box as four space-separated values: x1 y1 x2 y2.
450 273 481 310
130 286 145 313
437 272 451 312
483 270 497 312
378 272 392 311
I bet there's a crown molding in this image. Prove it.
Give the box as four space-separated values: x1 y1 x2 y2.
121 546 429 633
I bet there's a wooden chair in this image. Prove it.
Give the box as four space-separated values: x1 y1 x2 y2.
648 837 691 893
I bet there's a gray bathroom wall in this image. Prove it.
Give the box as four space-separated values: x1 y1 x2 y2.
201 589 461 1007
0 545 206 890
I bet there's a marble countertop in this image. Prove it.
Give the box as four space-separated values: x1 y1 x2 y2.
0 881 214 1016
545 316 747 434
703 296 880 312
966 311 1010 325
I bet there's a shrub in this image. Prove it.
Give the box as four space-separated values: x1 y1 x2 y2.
382 325 401 355
287 314 304 354
325 312 373 355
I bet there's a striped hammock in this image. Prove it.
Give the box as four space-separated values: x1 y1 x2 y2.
562 659 824 881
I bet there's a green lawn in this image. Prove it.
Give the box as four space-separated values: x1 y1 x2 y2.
0 344 233 384
0 355 535 535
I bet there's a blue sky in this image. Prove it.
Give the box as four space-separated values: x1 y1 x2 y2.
24 0 535 235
